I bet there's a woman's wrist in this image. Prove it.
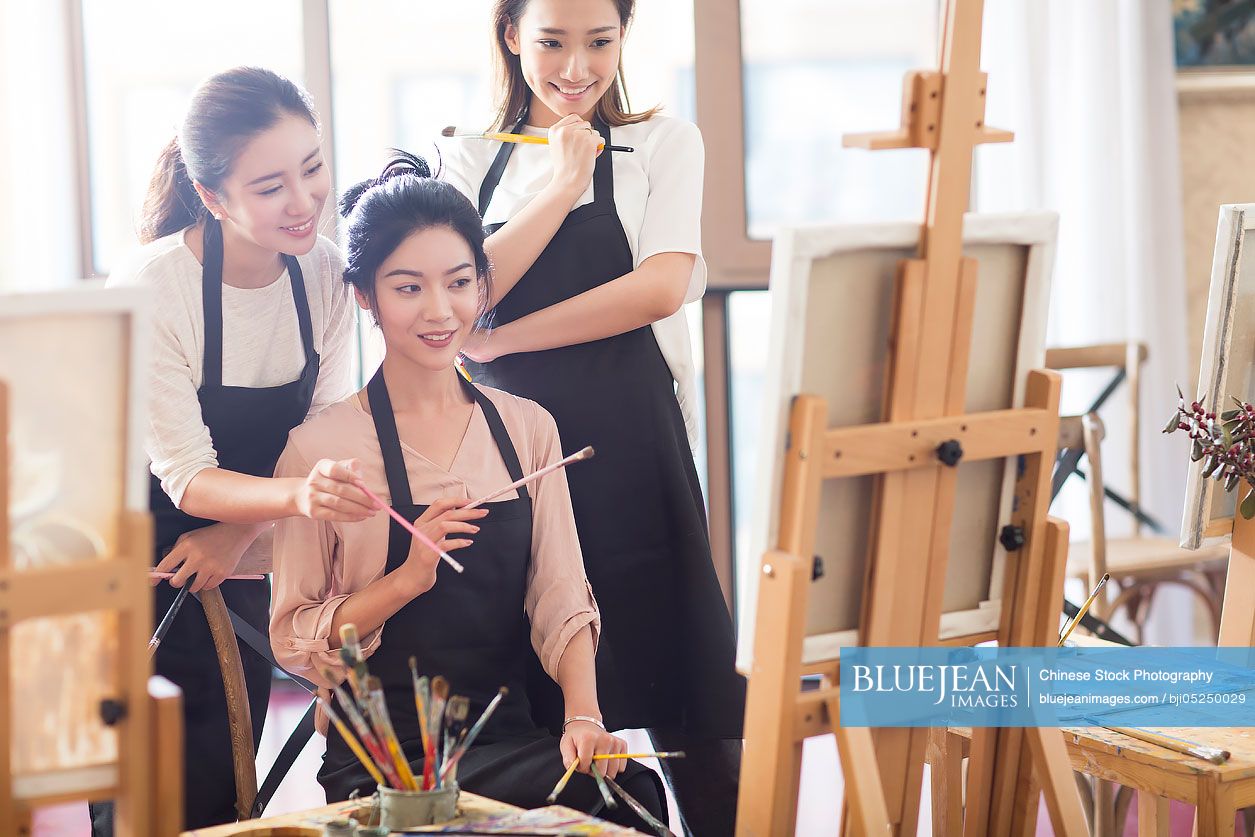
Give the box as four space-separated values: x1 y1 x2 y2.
545 176 586 206
562 714 605 732
280 477 302 518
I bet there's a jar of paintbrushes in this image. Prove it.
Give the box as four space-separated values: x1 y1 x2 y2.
316 624 510 829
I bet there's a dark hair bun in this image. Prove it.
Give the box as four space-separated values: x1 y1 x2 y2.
338 149 434 218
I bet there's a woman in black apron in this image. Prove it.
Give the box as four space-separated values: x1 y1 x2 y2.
444 2 745 833
269 156 665 831
95 68 370 833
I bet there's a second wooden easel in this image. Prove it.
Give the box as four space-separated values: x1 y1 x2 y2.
735 1 1088 834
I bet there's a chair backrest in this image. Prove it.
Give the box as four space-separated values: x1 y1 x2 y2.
1058 412 1109 582
1045 342 1147 535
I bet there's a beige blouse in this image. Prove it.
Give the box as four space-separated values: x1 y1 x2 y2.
269 384 600 691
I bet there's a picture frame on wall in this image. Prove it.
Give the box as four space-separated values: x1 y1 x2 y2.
1176 1 1255 70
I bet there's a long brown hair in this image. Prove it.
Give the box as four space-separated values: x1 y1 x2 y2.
490 0 659 130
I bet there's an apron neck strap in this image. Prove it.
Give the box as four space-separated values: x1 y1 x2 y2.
459 376 528 492
201 216 316 387
477 107 616 218
366 369 530 508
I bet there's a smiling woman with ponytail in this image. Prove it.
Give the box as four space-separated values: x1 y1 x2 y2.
93 66 371 834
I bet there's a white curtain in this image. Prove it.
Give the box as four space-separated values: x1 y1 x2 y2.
977 0 1193 640
0 2 80 291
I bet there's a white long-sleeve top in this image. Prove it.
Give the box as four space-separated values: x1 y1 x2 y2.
108 228 356 563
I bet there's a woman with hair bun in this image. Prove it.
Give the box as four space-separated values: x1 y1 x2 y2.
99 66 370 831
268 152 665 831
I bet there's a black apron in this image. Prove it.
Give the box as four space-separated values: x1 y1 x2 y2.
151 217 318 827
468 114 745 738
319 372 665 829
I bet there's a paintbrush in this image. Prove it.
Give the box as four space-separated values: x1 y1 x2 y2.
339 624 372 705
441 696 470 788
1058 573 1110 646
465 447 595 509
149 583 191 654
318 695 388 788
409 658 432 782
366 676 420 790
593 751 686 762
1104 725 1230 764
602 772 675 837
148 571 265 581
322 670 404 789
546 759 580 803
353 479 465 573
588 762 617 810
440 687 508 784
427 677 450 787
442 126 634 154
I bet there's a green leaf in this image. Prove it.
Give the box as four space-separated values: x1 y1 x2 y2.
1192 439 1206 462
1222 409 1242 421
1240 489 1255 520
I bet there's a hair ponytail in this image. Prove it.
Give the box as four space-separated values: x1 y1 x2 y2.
134 67 319 244
137 137 205 244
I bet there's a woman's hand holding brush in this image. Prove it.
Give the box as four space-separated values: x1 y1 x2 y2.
396 499 487 594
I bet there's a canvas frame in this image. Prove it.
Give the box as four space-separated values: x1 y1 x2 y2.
738 211 1058 670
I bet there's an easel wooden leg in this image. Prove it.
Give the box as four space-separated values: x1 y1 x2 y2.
1025 728 1087 837
150 675 184 837
927 729 963 837
1221 515 1255 648
1137 790 1169 837
831 712 892 836
736 552 811 837
962 727 997 837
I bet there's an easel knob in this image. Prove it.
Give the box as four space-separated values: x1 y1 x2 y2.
999 525 1026 552
936 439 964 467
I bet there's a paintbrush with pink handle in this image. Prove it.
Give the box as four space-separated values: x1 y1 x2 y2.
465 446 595 510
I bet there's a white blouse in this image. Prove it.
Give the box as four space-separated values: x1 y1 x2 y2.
107 229 356 563
439 115 706 448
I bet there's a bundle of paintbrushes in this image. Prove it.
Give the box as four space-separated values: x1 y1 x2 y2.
321 623 508 792
546 751 686 837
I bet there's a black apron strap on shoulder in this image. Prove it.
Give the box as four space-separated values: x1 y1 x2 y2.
367 370 414 507
201 216 225 389
477 112 530 218
459 378 528 494
592 116 615 208
284 255 316 362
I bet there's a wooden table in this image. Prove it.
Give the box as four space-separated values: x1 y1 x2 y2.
181 792 644 835
939 725 1255 836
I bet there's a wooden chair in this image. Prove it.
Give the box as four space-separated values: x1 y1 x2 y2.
201 587 260 821
1046 343 1229 643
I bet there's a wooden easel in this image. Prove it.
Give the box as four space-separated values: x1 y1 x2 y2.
0 380 182 836
735 1 1087 834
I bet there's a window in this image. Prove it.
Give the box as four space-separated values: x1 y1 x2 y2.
81 0 304 274
741 0 937 238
